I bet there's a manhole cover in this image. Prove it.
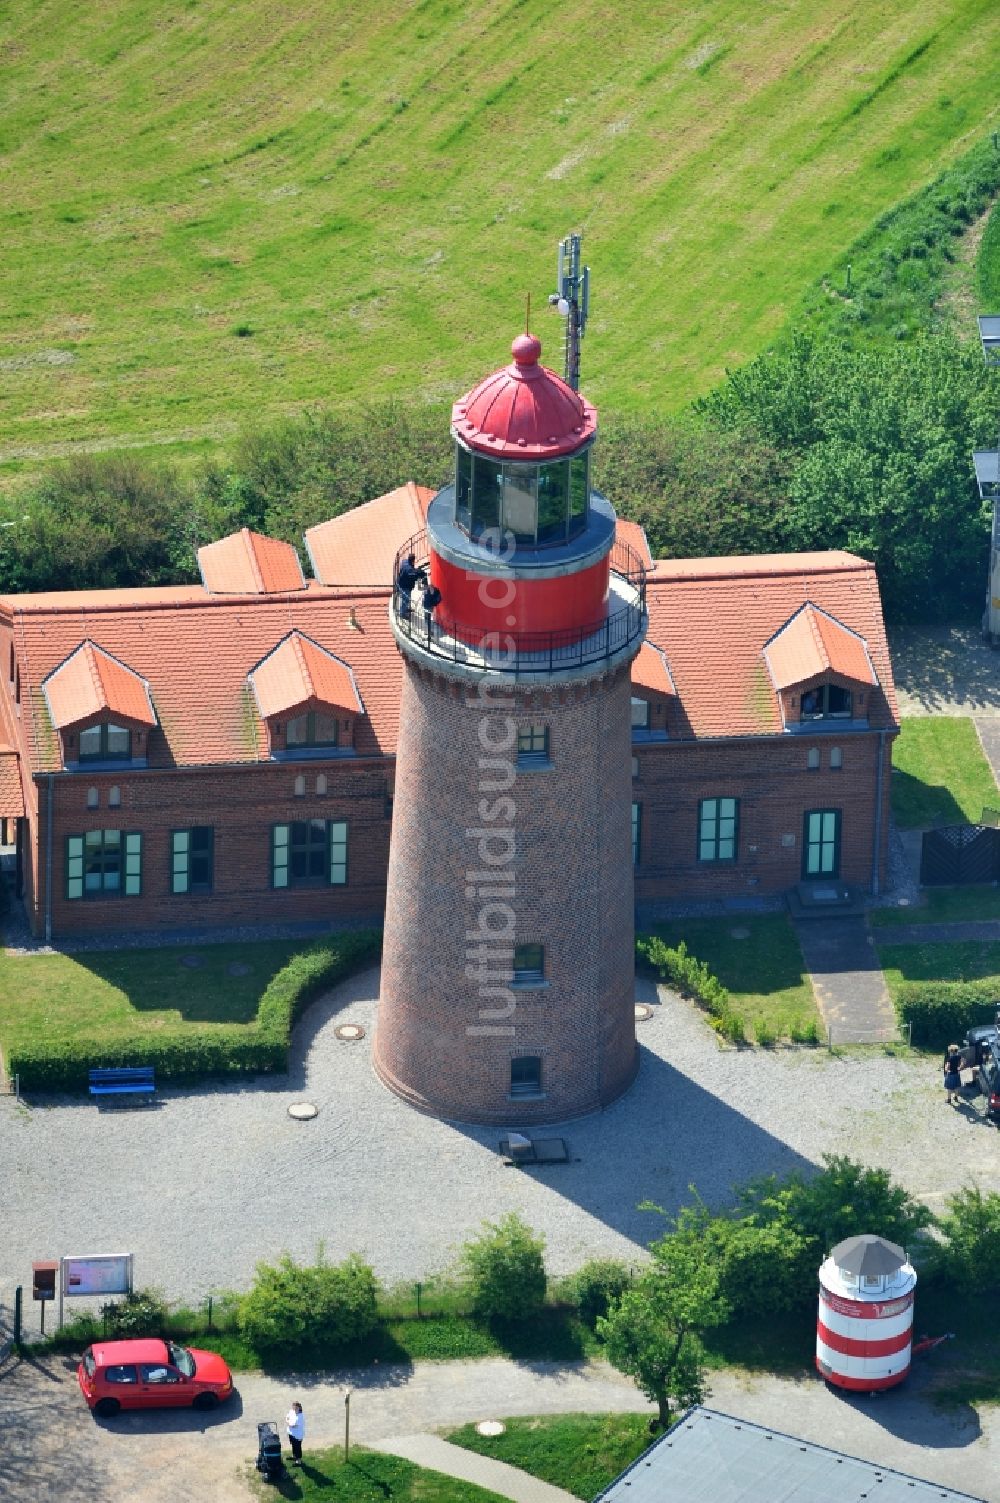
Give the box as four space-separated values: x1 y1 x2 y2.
335 1023 366 1042
288 1102 319 1121
180 954 204 969
635 1003 654 1022
227 962 251 977
729 926 750 940
476 1421 506 1437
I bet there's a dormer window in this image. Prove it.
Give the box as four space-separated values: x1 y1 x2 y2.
79 723 132 762
287 711 339 748
800 685 852 721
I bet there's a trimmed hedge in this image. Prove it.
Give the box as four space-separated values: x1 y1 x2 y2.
636 934 745 1044
894 979 998 1049
7 929 381 1091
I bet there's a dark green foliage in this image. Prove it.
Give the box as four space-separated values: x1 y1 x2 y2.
894 980 998 1048
935 1185 1000 1293
0 455 201 594
978 199 1000 310
239 1249 380 1356
736 1153 934 1305
7 930 381 1090
700 331 993 620
568 1258 633 1329
100 1287 169 1337
460 1213 547 1324
636 935 744 1043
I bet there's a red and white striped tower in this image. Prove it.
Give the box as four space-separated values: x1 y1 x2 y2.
374 330 647 1124
816 1234 916 1392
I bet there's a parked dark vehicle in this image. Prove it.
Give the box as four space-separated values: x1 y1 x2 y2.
961 1024 1000 1121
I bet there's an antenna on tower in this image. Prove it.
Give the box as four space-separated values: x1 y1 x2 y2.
547 233 590 390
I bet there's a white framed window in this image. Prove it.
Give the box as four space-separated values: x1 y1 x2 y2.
630 697 650 730
316 774 327 795
86 787 99 810
108 785 121 808
294 774 306 797
830 746 843 769
699 798 738 863
807 747 820 770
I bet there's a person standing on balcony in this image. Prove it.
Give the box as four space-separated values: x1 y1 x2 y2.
396 554 426 621
422 579 442 641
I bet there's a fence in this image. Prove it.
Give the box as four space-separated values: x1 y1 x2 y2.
920 825 1000 886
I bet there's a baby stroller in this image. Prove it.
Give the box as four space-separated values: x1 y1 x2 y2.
256 1420 285 1483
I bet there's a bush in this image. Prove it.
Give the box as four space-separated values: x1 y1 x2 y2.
790 1018 821 1045
100 1287 169 1337
753 1019 776 1048
239 1249 380 1356
894 981 998 1050
460 1213 547 1324
7 930 381 1091
638 934 748 1044
570 1258 633 1328
936 1185 1000 1293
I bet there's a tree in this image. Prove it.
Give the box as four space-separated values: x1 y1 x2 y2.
937 1184 1000 1293
598 1207 730 1428
460 1212 546 1324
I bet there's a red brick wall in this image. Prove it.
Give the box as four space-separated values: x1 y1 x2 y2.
376 659 639 1124
633 729 895 907
31 759 391 938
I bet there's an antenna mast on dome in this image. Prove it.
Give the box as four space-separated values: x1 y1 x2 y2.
548 233 590 390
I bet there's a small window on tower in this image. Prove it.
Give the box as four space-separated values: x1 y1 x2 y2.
512 944 545 985
510 1055 542 1096
517 726 550 767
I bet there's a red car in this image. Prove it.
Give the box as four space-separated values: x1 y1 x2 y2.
77 1337 234 1417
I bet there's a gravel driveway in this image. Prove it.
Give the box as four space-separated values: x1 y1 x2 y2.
3 966 1000 1310
2 1351 997 1503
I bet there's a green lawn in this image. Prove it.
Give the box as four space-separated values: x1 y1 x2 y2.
879 938 1000 997
891 717 998 829
445 1415 654 1502
644 915 819 1042
247 1447 508 1503
0 939 303 1067
2 0 998 482
871 885 1000 927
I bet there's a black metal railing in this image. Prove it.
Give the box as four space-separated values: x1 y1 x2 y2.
391 529 646 677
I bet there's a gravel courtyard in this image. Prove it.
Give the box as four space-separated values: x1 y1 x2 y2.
3 963 1000 1307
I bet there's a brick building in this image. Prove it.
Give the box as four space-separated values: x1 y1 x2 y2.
0 378 897 951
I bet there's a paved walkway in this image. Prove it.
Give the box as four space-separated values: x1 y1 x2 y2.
370 1434 577 1503
793 915 897 1043
889 625 1000 718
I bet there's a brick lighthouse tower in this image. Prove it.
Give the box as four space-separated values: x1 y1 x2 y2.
373 326 647 1124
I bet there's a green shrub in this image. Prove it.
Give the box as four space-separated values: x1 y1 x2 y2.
935 1185 1000 1293
894 981 998 1050
637 936 732 1019
569 1258 633 1328
239 1249 380 1356
753 1019 776 1048
790 1018 821 1045
100 1287 168 1337
460 1213 547 1325
7 929 381 1091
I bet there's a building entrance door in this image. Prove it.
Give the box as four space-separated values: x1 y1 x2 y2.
803 809 841 879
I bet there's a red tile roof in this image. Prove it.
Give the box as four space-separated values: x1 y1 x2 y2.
6 585 399 772
631 642 674 696
645 553 896 739
198 529 306 595
42 641 157 731
0 746 24 818
764 604 876 691
305 484 435 588
249 632 363 720
0 533 896 773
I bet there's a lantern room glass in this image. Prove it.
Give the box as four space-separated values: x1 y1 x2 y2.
455 446 589 546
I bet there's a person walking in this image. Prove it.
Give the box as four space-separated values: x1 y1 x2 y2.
943 1043 962 1105
286 1400 305 1465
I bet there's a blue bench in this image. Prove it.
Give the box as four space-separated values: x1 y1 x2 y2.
88 1066 156 1107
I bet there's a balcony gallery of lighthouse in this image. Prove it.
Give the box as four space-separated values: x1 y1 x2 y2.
374 319 649 1125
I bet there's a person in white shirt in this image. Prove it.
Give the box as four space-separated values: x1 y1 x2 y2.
286 1401 305 1464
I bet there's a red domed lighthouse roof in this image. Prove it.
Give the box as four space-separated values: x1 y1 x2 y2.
452 333 597 460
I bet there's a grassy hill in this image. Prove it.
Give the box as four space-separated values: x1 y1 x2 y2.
2 0 999 480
